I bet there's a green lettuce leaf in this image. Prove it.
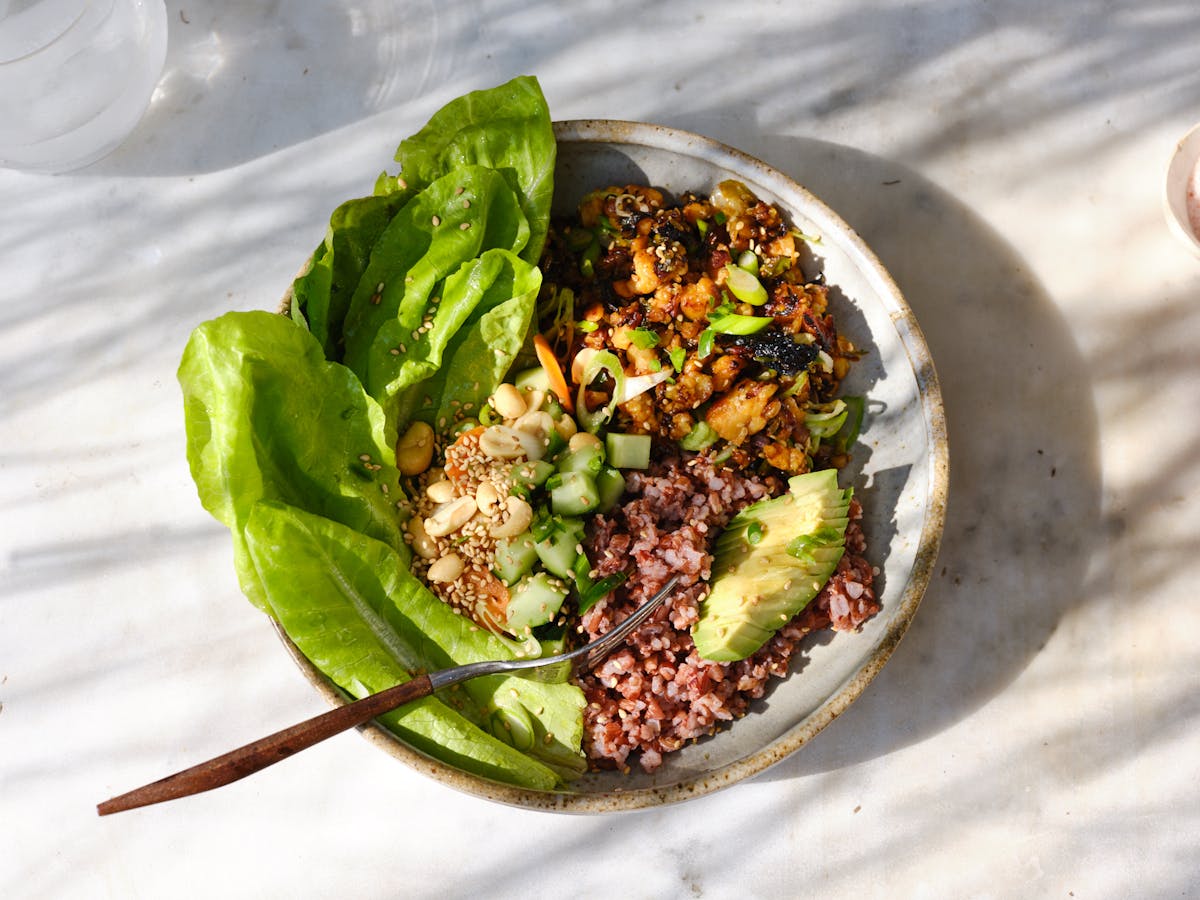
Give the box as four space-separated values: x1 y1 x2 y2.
395 75 555 266
178 310 403 609
374 247 541 440
179 78 581 786
290 189 414 358
244 501 577 789
340 165 530 389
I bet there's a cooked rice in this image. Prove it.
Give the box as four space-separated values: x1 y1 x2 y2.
577 450 877 772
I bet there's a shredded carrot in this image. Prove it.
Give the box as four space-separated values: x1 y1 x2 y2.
464 568 511 628
534 333 574 413
442 425 485 481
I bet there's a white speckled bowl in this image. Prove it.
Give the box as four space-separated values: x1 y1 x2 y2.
278 120 949 812
1163 120 1200 258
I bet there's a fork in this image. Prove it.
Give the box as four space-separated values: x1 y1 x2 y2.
96 574 678 815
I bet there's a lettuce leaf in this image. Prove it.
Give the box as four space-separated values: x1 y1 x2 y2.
244 502 578 788
179 78 579 788
290 188 414 358
376 248 541 440
395 75 554 266
178 311 403 609
340 165 530 392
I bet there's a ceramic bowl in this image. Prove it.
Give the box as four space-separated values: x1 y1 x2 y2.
277 120 949 812
1163 120 1200 258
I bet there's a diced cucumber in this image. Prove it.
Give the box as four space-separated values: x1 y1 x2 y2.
510 459 554 496
506 571 570 632
493 534 538 586
550 470 600 517
594 465 626 513
555 442 605 476
606 432 652 469
534 518 584 579
514 366 551 393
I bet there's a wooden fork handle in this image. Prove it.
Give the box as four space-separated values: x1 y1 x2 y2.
97 675 434 816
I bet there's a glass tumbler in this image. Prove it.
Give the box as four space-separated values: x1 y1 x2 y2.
0 0 167 173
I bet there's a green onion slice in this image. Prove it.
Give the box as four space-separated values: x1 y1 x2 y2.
708 312 772 335
629 328 659 349
576 349 624 434
724 265 768 306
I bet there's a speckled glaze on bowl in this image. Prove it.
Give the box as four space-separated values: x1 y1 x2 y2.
275 120 949 812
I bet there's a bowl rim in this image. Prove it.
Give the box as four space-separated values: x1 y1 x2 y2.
1163 120 1200 258
274 118 950 813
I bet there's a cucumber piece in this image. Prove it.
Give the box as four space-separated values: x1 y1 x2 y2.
555 442 605 476
594 465 626 513
506 571 570 632
514 366 551 393
534 518 584 579
493 534 538 586
510 459 555 496
606 432 652 469
550 470 600 517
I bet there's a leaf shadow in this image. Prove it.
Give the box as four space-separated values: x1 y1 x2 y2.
732 136 1104 777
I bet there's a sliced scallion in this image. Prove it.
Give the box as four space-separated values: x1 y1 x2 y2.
708 312 772 336
629 328 659 349
668 346 686 373
576 350 624 433
724 265 768 306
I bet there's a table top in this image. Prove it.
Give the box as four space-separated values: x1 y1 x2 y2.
3 1 1198 896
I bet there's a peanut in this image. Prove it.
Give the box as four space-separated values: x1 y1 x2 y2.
395 421 434 475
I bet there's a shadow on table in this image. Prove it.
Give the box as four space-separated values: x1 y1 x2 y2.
727 135 1105 778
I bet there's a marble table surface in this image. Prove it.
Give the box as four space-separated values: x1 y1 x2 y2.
3 1 1198 896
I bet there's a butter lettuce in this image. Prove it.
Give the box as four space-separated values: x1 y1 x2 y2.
179 78 580 790
290 189 413 358
340 165 530 398
377 247 541 440
179 310 403 610
394 75 554 266
245 503 581 787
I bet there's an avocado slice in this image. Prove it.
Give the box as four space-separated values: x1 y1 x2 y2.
692 469 852 662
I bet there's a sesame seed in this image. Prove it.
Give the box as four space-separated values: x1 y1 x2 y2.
381 483 389 495
389 348 400 356
359 454 371 462
459 222 471 231
455 186 465 195
376 282 384 293
431 215 441 226
462 199 471 209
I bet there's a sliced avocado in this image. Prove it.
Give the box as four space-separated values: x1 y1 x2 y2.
692 469 852 662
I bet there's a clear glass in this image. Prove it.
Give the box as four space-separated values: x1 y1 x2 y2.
0 0 167 173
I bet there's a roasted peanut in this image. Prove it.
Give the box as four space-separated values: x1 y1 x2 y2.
395 421 434 475
424 496 477 537
426 553 464 583
425 479 457 503
490 383 527 420
489 496 532 538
